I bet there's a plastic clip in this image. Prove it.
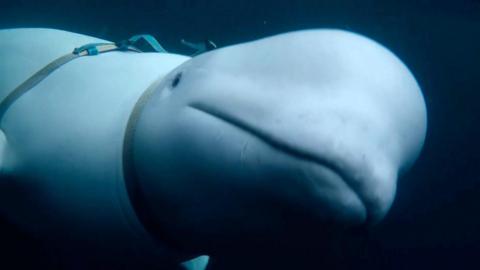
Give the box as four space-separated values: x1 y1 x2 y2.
73 43 108 56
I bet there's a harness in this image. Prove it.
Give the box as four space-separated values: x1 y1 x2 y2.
0 34 166 120
0 34 212 262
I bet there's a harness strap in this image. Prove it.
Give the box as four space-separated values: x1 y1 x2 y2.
0 34 166 123
122 73 166 244
120 34 167 53
0 32 184 252
0 34 193 264
181 39 217 56
0 52 79 121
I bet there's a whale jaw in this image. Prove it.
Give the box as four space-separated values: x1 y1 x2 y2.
188 102 396 225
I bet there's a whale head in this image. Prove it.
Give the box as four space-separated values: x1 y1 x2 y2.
130 29 427 255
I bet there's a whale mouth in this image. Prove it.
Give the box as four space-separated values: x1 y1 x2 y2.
187 103 369 224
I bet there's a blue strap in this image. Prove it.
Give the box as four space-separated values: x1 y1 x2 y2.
181 39 217 56
116 34 167 53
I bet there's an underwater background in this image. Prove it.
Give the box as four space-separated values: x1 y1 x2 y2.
0 0 479 269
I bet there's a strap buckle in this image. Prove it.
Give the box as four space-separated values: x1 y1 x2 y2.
73 42 110 56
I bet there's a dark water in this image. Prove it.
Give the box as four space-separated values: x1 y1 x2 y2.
1 1 479 269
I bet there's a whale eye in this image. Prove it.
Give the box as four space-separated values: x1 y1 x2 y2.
171 72 182 88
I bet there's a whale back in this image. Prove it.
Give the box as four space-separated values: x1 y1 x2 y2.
0 28 107 102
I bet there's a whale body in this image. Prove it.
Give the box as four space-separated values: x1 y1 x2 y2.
0 28 427 269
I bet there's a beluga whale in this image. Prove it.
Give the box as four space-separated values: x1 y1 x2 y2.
0 28 427 269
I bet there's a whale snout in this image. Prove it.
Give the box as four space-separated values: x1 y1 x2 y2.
131 29 426 252
171 29 426 225
188 98 398 224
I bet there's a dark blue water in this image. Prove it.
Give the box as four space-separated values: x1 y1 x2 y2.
1 1 479 269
